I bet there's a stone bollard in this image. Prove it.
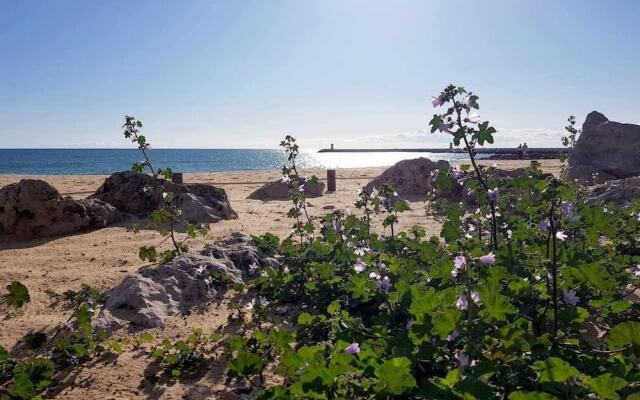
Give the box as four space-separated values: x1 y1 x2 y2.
327 169 336 192
172 173 184 184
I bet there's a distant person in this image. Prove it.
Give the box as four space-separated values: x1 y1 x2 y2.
517 144 523 160
522 143 529 159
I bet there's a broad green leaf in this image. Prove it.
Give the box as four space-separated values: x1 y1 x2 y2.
586 373 627 400
532 357 579 383
374 357 417 395
606 321 640 349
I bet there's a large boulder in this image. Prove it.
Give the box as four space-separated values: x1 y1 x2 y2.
248 179 325 200
95 233 279 330
565 112 640 183
586 176 640 206
0 179 119 240
91 171 237 222
364 158 455 198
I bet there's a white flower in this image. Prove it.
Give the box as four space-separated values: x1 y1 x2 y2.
344 206 352 216
632 264 640 278
431 96 444 107
298 184 305 193
556 231 568 241
488 187 499 202
281 175 291 183
244 298 256 311
507 230 513 240
369 271 381 280
563 289 579 306
283 266 290 274
447 330 460 342
248 262 259 275
354 246 369 257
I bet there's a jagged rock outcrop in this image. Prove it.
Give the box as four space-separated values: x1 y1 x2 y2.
565 111 640 183
586 176 640 206
248 179 325 200
91 171 237 222
0 179 119 240
96 233 278 330
363 158 457 198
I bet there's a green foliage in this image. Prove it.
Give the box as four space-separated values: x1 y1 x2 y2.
149 329 221 378
3 282 30 308
230 92 640 398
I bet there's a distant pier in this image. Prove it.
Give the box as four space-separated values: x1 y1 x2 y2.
317 147 567 159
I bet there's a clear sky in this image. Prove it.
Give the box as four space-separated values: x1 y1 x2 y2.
1 0 639 149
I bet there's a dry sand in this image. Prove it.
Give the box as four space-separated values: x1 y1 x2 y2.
0 159 562 399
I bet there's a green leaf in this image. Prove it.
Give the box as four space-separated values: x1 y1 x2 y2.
585 373 627 400
374 357 417 395
478 279 515 322
5 281 30 307
227 352 264 378
532 357 579 383
431 309 461 339
606 322 640 349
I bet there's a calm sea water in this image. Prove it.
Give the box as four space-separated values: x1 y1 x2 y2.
0 149 480 175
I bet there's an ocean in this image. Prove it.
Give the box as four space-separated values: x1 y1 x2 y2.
0 149 479 175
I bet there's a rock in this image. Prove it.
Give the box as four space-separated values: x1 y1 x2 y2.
181 183 237 221
586 176 640 206
91 171 237 222
364 158 454 198
96 233 278 331
565 112 640 183
0 179 120 240
248 179 325 200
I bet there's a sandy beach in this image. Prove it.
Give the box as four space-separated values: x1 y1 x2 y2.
0 159 562 399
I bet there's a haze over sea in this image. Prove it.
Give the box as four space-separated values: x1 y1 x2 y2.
0 149 481 175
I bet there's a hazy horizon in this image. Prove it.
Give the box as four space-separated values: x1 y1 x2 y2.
2 0 639 149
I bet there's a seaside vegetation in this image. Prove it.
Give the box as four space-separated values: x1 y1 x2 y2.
1 84 639 399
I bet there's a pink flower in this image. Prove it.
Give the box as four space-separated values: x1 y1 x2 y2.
378 276 392 292
478 253 496 265
455 293 468 311
438 122 454 135
538 218 550 231
464 111 481 124
470 291 481 304
431 96 444 107
556 231 568 241
452 255 466 278
563 289 579 306
354 258 367 273
454 350 470 367
344 342 360 355
447 330 460 342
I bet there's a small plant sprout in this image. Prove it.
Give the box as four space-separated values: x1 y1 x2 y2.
122 115 209 263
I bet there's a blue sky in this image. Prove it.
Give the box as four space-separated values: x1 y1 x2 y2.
1 0 639 149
